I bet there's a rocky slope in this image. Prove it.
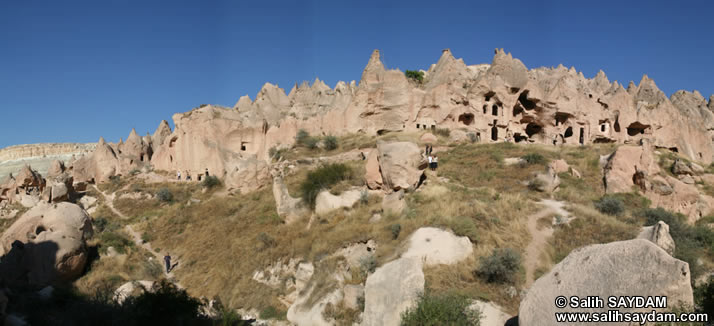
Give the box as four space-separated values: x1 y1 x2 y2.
0 143 95 177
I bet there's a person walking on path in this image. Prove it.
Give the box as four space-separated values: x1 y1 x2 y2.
177 170 181 181
428 155 434 171
433 155 439 171
164 253 171 273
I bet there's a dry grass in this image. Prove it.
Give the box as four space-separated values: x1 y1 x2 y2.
548 204 639 264
74 244 164 295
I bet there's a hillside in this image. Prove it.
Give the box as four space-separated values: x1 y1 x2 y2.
0 49 712 325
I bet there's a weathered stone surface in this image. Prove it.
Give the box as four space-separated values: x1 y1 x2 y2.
272 171 307 223
113 280 155 304
532 167 560 193
376 141 425 192
419 132 437 144
342 284 364 310
637 221 675 255
519 239 693 326
314 189 362 215
470 300 511 326
604 144 660 194
0 202 93 285
402 227 473 266
364 149 383 190
548 159 570 174
363 257 424 326
672 159 694 175
382 189 406 215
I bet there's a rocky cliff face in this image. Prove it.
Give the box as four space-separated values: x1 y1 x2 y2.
0 143 96 178
73 48 714 186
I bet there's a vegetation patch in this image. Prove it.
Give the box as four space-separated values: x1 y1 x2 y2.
476 248 521 284
400 291 481 326
300 163 353 208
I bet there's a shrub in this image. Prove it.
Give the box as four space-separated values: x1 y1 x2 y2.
527 178 545 192
433 128 451 138
305 136 320 150
129 169 141 176
360 255 377 274
99 231 133 254
450 216 479 243
521 153 546 165
93 217 108 233
295 129 310 146
156 188 173 203
390 224 402 240
259 305 286 320
400 292 480 326
122 280 202 325
359 190 369 205
467 133 479 143
269 146 286 161
257 232 276 250
324 135 338 151
594 195 625 216
202 175 221 189
405 70 424 84
476 248 521 284
141 232 154 244
300 163 352 208
695 275 714 316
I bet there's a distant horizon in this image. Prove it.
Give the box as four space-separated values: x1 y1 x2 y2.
2 0 713 149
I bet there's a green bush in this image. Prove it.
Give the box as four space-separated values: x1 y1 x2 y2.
99 231 133 254
324 135 338 151
360 255 377 274
434 128 451 137
93 217 109 233
400 292 480 326
269 146 286 161
122 280 202 324
405 70 424 84
521 153 546 165
300 163 352 208
257 232 276 250
259 305 286 320
594 195 625 216
305 136 320 150
156 187 173 203
202 175 221 189
390 224 402 240
476 248 521 284
296 129 310 145
450 216 479 243
695 275 714 316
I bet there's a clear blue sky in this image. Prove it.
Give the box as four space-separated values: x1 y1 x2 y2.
1 0 712 149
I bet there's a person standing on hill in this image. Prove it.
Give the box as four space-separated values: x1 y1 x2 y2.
428 154 433 171
205 168 209 178
177 170 181 181
164 253 171 273
433 154 439 170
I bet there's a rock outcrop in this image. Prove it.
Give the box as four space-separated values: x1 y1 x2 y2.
363 257 424 326
519 239 693 325
637 221 675 255
401 227 473 266
0 202 93 285
314 189 362 215
375 141 425 192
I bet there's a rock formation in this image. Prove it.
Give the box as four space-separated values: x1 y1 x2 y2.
519 239 693 325
0 202 93 285
363 257 424 326
67 48 714 186
637 221 675 255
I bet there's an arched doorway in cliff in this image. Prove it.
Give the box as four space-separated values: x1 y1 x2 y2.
458 113 474 125
579 127 585 144
555 112 571 127
626 122 650 136
491 121 498 141
564 127 573 139
525 123 543 138
492 104 499 116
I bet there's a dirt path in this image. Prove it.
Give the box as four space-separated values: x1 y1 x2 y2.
92 185 129 219
524 199 570 288
125 224 184 289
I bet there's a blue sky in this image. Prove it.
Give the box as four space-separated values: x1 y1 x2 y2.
1 0 712 148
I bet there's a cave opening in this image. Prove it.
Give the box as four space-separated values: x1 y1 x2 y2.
518 90 536 110
513 104 524 117
614 117 621 132
458 113 474 126
491 126 498 141
485 91 495 102
525 123 543 137
564 127 573 138
514 133 528 143
482 105 487 114
626 122 650 136
492 105 498 116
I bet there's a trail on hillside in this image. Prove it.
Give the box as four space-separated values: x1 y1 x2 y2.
125 224 184 289
524 199 569 288
92 185 129 219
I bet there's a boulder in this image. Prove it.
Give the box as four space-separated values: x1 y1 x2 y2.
376 141 425 192
603 145 659 193
401 227 473 266
519 239 693 325
637 221 675 255
672 159 694 175
0 202 93 285
382 189 406 215
315 189 362 215
272 172 307 223
548 159 570 174
47 160 65 178
365 149 383 190
363 257 424 326
113 280 155 304
470 300 511 326
419 132 437 144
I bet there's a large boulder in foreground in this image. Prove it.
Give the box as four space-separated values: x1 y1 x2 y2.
519 239 693 325
376 141 425 192
363 257 424 326
0 202 93 285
